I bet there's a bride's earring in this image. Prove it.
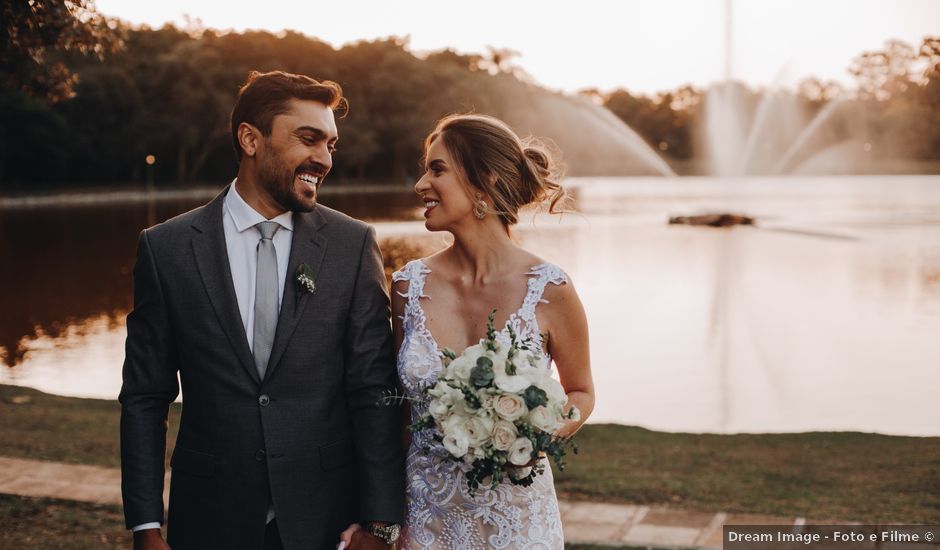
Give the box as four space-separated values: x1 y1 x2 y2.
473 193 487 219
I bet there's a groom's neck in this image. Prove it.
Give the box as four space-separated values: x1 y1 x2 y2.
234 168 289 220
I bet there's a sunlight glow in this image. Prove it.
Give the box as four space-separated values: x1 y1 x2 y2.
95 0 940 93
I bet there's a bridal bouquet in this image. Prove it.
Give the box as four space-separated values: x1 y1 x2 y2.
410 312 579 492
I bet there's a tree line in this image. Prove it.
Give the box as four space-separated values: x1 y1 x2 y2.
596 36 940 173
1 1 938 186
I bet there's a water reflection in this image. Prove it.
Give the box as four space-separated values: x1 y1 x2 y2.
0 189 421 368
3 177 940 435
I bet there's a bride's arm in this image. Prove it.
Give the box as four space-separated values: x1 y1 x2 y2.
542 277 595 439
391 279 413 449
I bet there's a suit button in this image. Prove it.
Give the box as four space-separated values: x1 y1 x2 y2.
258 394 270 406
255 449 266 461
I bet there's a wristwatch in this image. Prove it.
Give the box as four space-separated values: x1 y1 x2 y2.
365 522 401 545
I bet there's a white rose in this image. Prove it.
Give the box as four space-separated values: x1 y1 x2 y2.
535 376 567 403
508 437 534 466
487 350 507 375
513 348 533 366
494 393 527 421
442 413 463 433
446 356 474 382
527 406 560 433
494 372 530 393
443 429 470 458
464 416 494 446
513 360 543 380
491 420 518 451
463 344 485 364
426 380 450 398
428 398 451 419
475 402 495 419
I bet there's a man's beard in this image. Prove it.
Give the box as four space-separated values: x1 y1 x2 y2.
256 150 317 213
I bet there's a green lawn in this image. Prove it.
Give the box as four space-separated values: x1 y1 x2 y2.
2 384 939 525
553 424 940 523
0 384 180 468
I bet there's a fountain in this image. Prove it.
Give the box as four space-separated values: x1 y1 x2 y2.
668 0 858 228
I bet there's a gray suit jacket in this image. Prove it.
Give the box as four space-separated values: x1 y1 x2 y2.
120 188 404 549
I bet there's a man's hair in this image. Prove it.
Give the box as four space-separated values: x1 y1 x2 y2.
230 70 348 162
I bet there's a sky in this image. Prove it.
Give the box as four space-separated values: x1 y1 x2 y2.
94 0 940 94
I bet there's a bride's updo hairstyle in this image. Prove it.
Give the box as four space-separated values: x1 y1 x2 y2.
426 114 569 226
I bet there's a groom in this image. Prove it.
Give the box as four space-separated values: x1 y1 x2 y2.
120 71 404 549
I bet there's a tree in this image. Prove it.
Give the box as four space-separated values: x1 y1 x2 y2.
1 0 123 102
849 39 917 101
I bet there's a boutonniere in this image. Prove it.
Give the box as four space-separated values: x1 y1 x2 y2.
295 263 316 295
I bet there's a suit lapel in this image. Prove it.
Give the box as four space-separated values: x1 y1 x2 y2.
190 187 261 385
265 206 328 381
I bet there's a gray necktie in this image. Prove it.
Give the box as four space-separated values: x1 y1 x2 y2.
253 221 280 380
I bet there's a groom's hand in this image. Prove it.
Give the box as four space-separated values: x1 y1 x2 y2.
133 528 170 550
341 526 391 550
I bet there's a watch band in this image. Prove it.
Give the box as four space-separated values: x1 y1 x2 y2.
365 522 401 544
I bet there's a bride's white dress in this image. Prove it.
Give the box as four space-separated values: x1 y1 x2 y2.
392 259 568 550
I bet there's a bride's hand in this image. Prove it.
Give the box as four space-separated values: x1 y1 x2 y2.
553 417 583 439
508 452 545 470
339 523 361 548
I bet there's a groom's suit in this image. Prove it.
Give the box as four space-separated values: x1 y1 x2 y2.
120 185 404 549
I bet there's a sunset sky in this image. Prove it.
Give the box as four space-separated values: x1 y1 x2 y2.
95 0 939 94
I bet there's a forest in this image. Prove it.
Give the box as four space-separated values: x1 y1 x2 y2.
2 1 939 187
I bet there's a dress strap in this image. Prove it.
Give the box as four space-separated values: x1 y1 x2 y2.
514 263 568 343
392 259 430 300
392 259 432 331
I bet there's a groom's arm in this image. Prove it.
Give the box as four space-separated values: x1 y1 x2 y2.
343 225 405 524
119 229 180 530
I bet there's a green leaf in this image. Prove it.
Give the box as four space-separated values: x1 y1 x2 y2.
470 360 495 388
523 385 549 409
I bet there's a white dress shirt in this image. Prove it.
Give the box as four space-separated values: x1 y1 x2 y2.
131 179 292 532
222 179 294 350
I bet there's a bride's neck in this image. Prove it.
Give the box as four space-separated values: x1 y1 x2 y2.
447 225 517 283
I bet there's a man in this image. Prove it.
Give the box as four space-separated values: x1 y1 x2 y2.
120 70 404 550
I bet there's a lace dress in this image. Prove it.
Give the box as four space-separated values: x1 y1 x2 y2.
392 259 568 550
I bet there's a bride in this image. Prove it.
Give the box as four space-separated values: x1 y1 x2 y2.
393 114 594 549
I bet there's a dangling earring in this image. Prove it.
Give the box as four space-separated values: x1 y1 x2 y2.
473 193 487 219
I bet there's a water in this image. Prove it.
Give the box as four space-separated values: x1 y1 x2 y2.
3 176 939 436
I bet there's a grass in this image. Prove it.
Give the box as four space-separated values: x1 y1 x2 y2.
0 384 180 468
0 494 134 549
2 384 939 525
553 423 940 523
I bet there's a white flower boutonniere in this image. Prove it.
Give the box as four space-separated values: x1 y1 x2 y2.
295 263 316 295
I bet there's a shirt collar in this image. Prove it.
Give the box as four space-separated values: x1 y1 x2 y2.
225 179 294 234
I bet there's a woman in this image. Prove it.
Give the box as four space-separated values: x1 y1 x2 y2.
391 114 595 549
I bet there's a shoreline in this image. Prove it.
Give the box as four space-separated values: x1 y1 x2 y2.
4 171 940 208
0 182 416 209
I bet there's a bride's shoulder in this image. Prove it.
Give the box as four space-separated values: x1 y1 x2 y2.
528 259 577 308
535 264 584 329
526 256 569 286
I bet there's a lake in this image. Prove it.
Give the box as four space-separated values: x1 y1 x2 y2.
2 176 939 436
